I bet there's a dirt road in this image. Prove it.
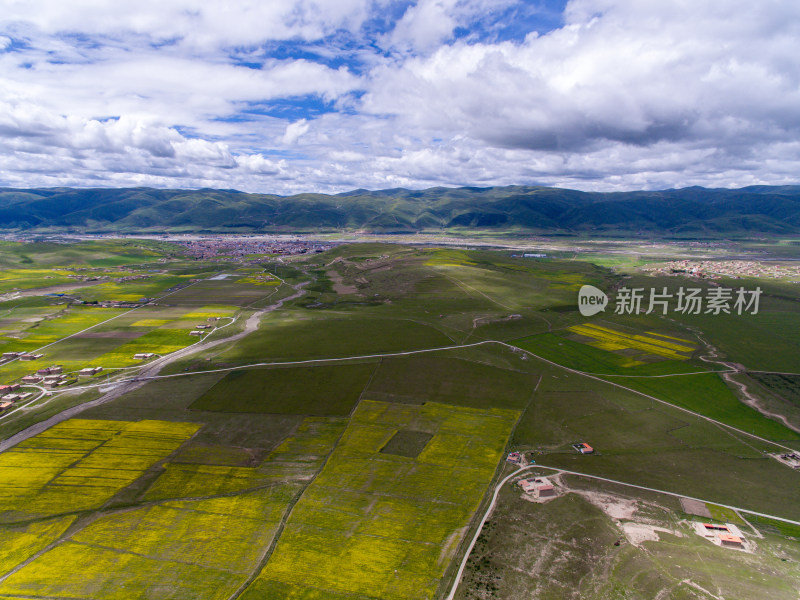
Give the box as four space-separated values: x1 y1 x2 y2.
0 283 308 452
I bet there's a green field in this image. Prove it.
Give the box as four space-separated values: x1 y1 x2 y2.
2 238 800 598
512 331 707 376
191 362 378 415
364 354 538 410
616 372 800 441
513 368 800 520
217 315 454 363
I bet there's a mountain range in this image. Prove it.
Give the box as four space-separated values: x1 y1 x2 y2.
1 185 800 236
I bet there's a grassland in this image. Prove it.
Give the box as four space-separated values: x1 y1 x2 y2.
513 367 800 521
610 273 800 373
1 238 800 599
216 315 455 364
511 331 706 376
364 354 537 410
455 475 800 600
190 362 378 416
615 372 800 441
0 301 240 385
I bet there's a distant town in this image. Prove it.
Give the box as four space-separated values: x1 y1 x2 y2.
643 260 800 281
175 237 334 260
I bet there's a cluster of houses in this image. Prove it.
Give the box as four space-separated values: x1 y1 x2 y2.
176 237 332 260
1 352 45 363
89 299 154 309
643 260 800 281
189 324 213 337
23 366 76 389
0 363 111 413
694 522 746 550
0 383 32 412
518 476 556 499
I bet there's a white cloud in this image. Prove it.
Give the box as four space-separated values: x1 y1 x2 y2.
0 0 379 47
1 0 799 193
282 119 311 145
389 0 459 53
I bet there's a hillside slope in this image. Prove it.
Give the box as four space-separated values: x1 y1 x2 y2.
1 185 799 236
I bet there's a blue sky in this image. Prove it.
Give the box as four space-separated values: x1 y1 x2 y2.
0 0 799 194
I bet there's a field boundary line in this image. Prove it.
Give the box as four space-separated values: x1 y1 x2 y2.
225 421 351 600
20 336 800 457
107 340 499 384
579 369 736 378
51 337 800 455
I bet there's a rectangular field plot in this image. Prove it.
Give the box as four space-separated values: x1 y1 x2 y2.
365 355 536 410
145 417 346 500
0 306 125 372
190 363 377 416
568 323 696 362
86 328 197 367
163 280 278 306
0 543 241 600
0 419 199 522
241 400 518 600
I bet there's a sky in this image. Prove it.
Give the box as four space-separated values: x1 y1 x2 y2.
1 0 799 194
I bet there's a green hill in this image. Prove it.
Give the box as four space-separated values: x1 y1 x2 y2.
1 184 799 236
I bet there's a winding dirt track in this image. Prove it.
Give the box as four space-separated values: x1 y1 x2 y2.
0 283 307 453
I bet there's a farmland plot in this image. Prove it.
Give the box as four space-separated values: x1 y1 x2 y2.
241 400 518 600
0 419 199 522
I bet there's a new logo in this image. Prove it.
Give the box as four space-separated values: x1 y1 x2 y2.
578 285 608 317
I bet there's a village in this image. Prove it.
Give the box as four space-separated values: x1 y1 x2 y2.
642 259 800 281
0 319 217 415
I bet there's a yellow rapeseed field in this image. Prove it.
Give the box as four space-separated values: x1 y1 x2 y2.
0 419 199 521
568 323 696 361
241 400 518 600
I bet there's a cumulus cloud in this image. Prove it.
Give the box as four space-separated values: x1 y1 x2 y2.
366 0 800 154
0 0 799 193
0 0 379 47
282 119 311 145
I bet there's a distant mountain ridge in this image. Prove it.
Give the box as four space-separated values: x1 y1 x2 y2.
1 184 800 236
